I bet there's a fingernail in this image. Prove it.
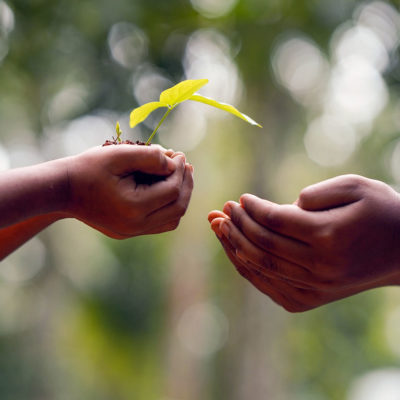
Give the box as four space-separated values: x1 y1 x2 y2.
220 220 230 238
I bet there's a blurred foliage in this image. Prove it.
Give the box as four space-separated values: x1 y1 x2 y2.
1 0 400 399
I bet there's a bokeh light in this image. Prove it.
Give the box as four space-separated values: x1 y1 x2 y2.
304 114 357 166
46 84 89 124
272 35 329 104
0 237 46 284
332 23 389 71
183 29 242 107
354 1 400 53
0 142 10 170
190 0 238 19
384 305 400 358
108 22 149 69
0 1 14 36
326 56 388 125
347 369 400 400
176 301 229 358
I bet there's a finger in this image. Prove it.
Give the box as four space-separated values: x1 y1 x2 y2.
133 155 186 211
243 269 315 312
210 220 314 298
105 144 177 176
238 194 323 242
297 174 364 211
220 219 313 284
145 163 194 222
228 201 311 265
208 210 229 223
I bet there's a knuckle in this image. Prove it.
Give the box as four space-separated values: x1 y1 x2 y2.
342 174 367 194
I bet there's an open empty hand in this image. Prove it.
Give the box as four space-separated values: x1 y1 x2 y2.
209 175 400 312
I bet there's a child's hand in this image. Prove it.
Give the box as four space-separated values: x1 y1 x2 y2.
66 145 193 238
209 175 400 312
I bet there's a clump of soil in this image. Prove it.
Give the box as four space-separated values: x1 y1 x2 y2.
102 139 165 185
103 139 147 146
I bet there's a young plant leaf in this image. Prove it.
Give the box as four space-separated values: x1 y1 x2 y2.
130 101 168 129
189 94 262 127
159 79 209 106
129 79 261 144
115 121 122 142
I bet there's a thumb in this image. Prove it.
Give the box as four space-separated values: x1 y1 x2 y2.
297 174 363 211
109 145 177 176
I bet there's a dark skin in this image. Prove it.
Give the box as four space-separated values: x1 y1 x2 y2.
209 174 400 312
0 145 194 261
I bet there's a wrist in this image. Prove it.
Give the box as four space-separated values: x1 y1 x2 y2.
36 157 72 215
0 157 72 228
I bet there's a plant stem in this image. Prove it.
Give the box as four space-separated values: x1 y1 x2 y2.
146 108 172 145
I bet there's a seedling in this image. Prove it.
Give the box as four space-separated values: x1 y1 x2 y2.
130 79 262 145
115 121 123 143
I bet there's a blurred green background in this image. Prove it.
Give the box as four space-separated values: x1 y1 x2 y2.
1 0 400 399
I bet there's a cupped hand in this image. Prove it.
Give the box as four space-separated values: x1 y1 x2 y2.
209 175 400 312
66 144 194 238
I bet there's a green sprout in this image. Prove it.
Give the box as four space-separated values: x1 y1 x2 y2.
115 121 123 143
130 79 262 145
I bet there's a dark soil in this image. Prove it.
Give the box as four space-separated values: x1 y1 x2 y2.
102 139 166 185
103 139 147 146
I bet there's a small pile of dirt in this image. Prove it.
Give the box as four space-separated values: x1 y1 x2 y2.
102 139 147 146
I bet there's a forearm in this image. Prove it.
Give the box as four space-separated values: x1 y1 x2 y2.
0 212 66 260
0 158 70 229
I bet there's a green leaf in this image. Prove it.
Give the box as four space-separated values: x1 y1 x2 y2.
129 101 168 128
188 94 262 127
160 79 209 106
115 121 122 142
